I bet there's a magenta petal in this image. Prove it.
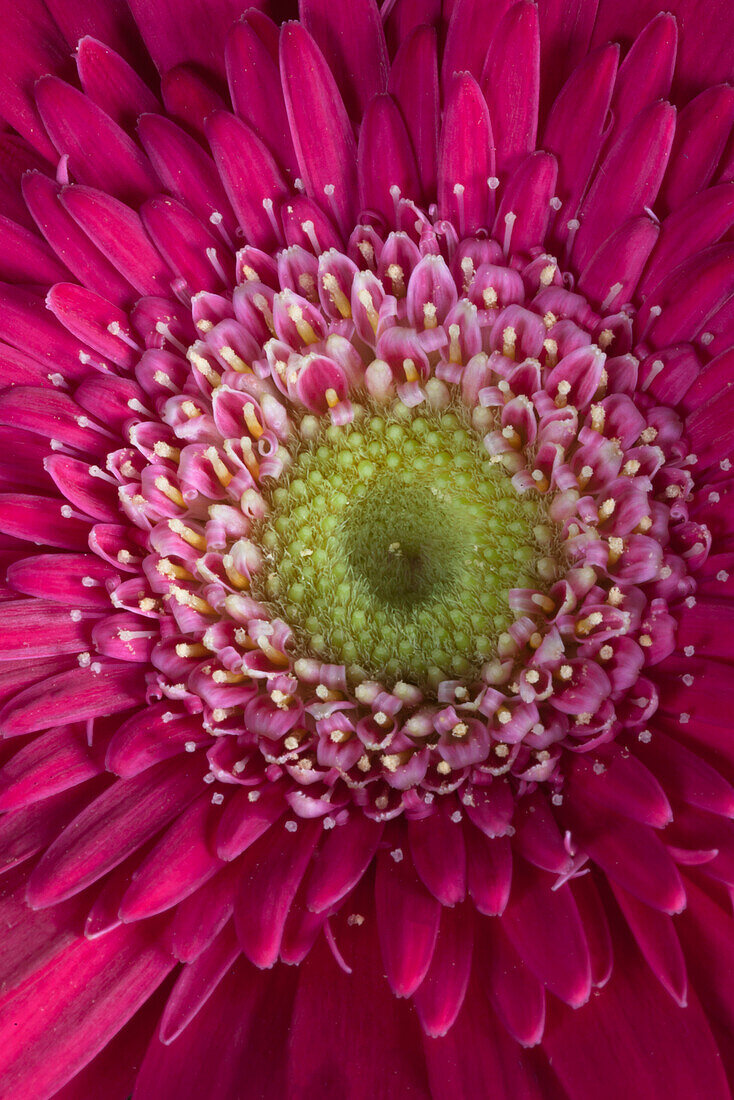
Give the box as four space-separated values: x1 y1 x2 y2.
22 172 135 305
76 36 160 133
413 903 473 1037
481 920 545 1046
0 923 174 1100
536 0 599 109
300 0 389 118
304 813 383 913
441 0 512 84
642 243 734 349
0 0 65 159
168 861 240 963
46 282 139 369
662 84 734 210
280 23 358 238
480 2 540 175
408 804 466 905
543 43 619 222
610 881 688 1005
233 819 321 968
574 102 677 268
493 151 558 255
7 552 119 608
438 73 495 235
0 493 91 551
0 285 98 382
36 76 159 205
388 25 440 198
502 862 592 1007
125 0 266 78
60 185 174 298
607 13 677 144
0 598 97 659
571 873 614 987
358 93 421 222
0 724 103 811
158 921 240 1044
640 182 734 299
375 845 440 997
119 794 221 921
0 215 70 285
466 829 512 915
225 20 298 179
215 782 285 861
206 111 290 252
27 757 201 907
578 217 659 312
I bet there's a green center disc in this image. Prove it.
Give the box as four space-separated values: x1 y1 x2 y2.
255 405 559 688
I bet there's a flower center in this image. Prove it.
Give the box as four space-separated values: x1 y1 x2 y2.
256 405 557 687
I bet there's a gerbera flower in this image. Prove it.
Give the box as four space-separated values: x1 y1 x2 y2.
0 0 732 1095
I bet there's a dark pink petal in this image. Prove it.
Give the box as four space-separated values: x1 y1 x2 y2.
0 215 70 284
136 959 294 1100
639 182 734 299
0 723 103 811
438 73 494 235
138 113 237 241
0 0 65 159
640 728 734 817
566 750 672 828
76 36 160 133
206 111 290 252
27 756 201 907
159 64 226 138
0 598 97 659
662 85 734 209
0 493 91 551
142 197 232 294
687 386 734 468
571 873 614 987
60 185 174 298
168 861 240 963
480 2 539 175
543 919 729 1100
375 845 440 997
408 803 466 905
388 25 439 198
493 152 557 255
643 244 734 349
119 794 221 921
536 0 599 109
45 455 121 523
413 903 473 1037
215 781 285 861
300 0 389 118
424 979 550 1100
542 44 618 222
126 0 266 78
502 862 592 1007
607 13 677 144
280 22 358 238
0 385 110 455
0 782 101 876
578 217 659 312
574 102 676 268
158 921 240 1044
289 917 430 1099
481 920 545 1046
7 552 118 608
0 284 96 382
304 812 383 912
106 704 208 778
568 803 686 913
224 19 297 178
466 829 512 915
610 881 687 1005
43 0 151 73
36 76 159 205
358 94 422 222
22 172 135 305
512 791 573 874
441 0 512 84
0 922 174 1100
234 820 321 968
46 282 139 369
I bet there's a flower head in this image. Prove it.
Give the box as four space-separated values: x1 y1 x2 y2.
0 0 732 1096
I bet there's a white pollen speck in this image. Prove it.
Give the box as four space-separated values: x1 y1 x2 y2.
77 652 91 667
701 332 715 345
679 713 690 725
684 645 695 657
682 674 694 687
347 914 365 927
184 741 197 753
593 762 606 775
211 792 224 805
90 662 102 674
69 609 82 622
638 729 652 743
285 820 298 833
323 816 336 830
390 848 404 862
685 596 697 609
61 505 73 518
248 790 261 802
549 196 562 211
551 793 564 806
487 176 500 190
717 570 729 583
203 772 215 784
721 458 732 471
450 811 462 824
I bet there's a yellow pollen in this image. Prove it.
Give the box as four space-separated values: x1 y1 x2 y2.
206 447 233 487
219 346 251 372
452 722 468 738
181 400 202 419
423 302 438 329
448 323 462 364
607 585 624 606
325 388 340 409
287 303 319 344
639 634 653 647
322 273 351 317
240 437 260 479
403 359 419 383
169 518 207 550
436 760 452 775
153 441 180 461
243 403 264 439
170 586 214 614
175 642 209 658
212 669 246 683
559 664 573 680
356 288 379 332
502 326 517 359
599 498 616 519
386 264 405 296
600 645 614 660
357 754 371 772
590 404 605 432
623 459 641 475
154 477 186 507
496 707 512 725
482 287 498 308
222 554 250 590
525 669 540 684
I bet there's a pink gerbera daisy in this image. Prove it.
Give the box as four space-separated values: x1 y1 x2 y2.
0 0 732 1096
